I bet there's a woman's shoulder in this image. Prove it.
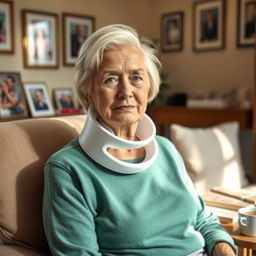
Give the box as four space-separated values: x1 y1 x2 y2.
155 135 177 152
46 137 82 167
155 135 185 168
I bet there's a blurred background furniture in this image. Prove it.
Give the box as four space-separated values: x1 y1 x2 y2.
0 115 86 256
170 121 248 194
148 106 254 190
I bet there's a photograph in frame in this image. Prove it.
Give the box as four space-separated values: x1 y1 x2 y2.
0 0 14 54
23 82 54 117
161 12 183 52
53 88 81 115
53 88 75 110
237 0 256 47
0 72 28 120
21 10 59 68
193 0 225 52
62 13 95 66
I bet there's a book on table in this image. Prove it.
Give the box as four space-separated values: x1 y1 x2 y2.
202 191 251 211
210 187 256 204
202 187 256 223
206 206 238 223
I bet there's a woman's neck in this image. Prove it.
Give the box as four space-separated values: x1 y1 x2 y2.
98 118 145 159
107 147 145 160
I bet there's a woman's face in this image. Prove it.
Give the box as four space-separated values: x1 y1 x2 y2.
89 45 150 136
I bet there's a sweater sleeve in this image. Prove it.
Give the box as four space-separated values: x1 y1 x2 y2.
43 161 101 256
170 141 237 255
194 196 237 255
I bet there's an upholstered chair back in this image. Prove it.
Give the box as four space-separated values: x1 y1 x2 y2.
0 115 86 256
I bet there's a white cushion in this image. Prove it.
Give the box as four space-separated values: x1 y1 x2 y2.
170 121 248 194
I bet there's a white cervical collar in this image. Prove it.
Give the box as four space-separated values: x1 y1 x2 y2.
78 107 158 174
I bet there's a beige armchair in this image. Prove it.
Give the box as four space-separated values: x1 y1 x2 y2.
0 115 86 256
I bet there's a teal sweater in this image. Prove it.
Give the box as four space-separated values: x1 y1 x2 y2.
43 136 236 256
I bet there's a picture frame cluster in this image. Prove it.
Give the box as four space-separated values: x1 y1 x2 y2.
0 0 95 67
0 72 79 120
20 10 95 68
0 1 94 120
161 0 256 52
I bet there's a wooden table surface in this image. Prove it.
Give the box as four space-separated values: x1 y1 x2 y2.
222 222 256 255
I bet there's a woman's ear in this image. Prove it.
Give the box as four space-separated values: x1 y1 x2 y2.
86 94 93 105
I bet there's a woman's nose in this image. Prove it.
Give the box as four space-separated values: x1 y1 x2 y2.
117 78 133 99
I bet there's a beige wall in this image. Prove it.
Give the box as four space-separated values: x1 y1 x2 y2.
150 0 255 101
0 0 254 104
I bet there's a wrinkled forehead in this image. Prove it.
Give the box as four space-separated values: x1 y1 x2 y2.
99 45 146 70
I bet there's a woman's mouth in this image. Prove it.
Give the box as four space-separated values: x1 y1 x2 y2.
115 105 135 111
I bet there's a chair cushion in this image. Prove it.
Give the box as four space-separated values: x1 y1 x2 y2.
0 245 44 256
170 121 248 194
0 115 86 253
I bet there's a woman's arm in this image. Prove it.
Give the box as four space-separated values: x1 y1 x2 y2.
170 142 237 256
43 161 101 256
193 196 237 255
212 242 235 256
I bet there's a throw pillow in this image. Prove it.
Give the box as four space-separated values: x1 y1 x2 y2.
170 121 248 194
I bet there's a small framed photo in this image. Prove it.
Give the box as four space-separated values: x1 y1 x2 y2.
53 88 76 110
161 12 183 52
53 88 81 115
0 72 28 120
0 0 14 54
21 10 59 68
23 82 54 117
193 0 225 52
237 0 256 47
62 13 95 66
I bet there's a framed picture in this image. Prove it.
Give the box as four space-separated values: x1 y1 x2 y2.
0 72 28 120
53 88 76 110
237 0 256 47
23 82 54 117
53 88 81 115
21 10 59 68
193 0 225 51
62 12 95 66
0 0 14 54
161 12 183 52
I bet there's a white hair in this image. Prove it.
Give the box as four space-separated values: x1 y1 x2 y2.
75 24 161 110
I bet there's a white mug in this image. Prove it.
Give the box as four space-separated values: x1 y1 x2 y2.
239 206 256 236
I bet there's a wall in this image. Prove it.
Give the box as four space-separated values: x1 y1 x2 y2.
150 0 255 101
0 0 254 103
0 0 152 102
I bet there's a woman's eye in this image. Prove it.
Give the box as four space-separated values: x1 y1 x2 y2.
103 76 118 85
131 75 143 83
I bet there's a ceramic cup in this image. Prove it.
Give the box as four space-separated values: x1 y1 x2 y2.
239 206 256 236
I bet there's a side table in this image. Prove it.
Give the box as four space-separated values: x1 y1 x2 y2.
222 222 256 256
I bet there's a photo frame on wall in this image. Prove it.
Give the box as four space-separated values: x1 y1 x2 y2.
237 0 256 47
62 13 95 66
0 0 14 54
21 10 59 68
193 0 225 52
161 12 183 52
23 82 54 117
0 72 28 120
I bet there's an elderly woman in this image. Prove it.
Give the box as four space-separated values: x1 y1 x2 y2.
43 24 236 256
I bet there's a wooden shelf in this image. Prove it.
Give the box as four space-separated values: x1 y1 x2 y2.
148 106 252 134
